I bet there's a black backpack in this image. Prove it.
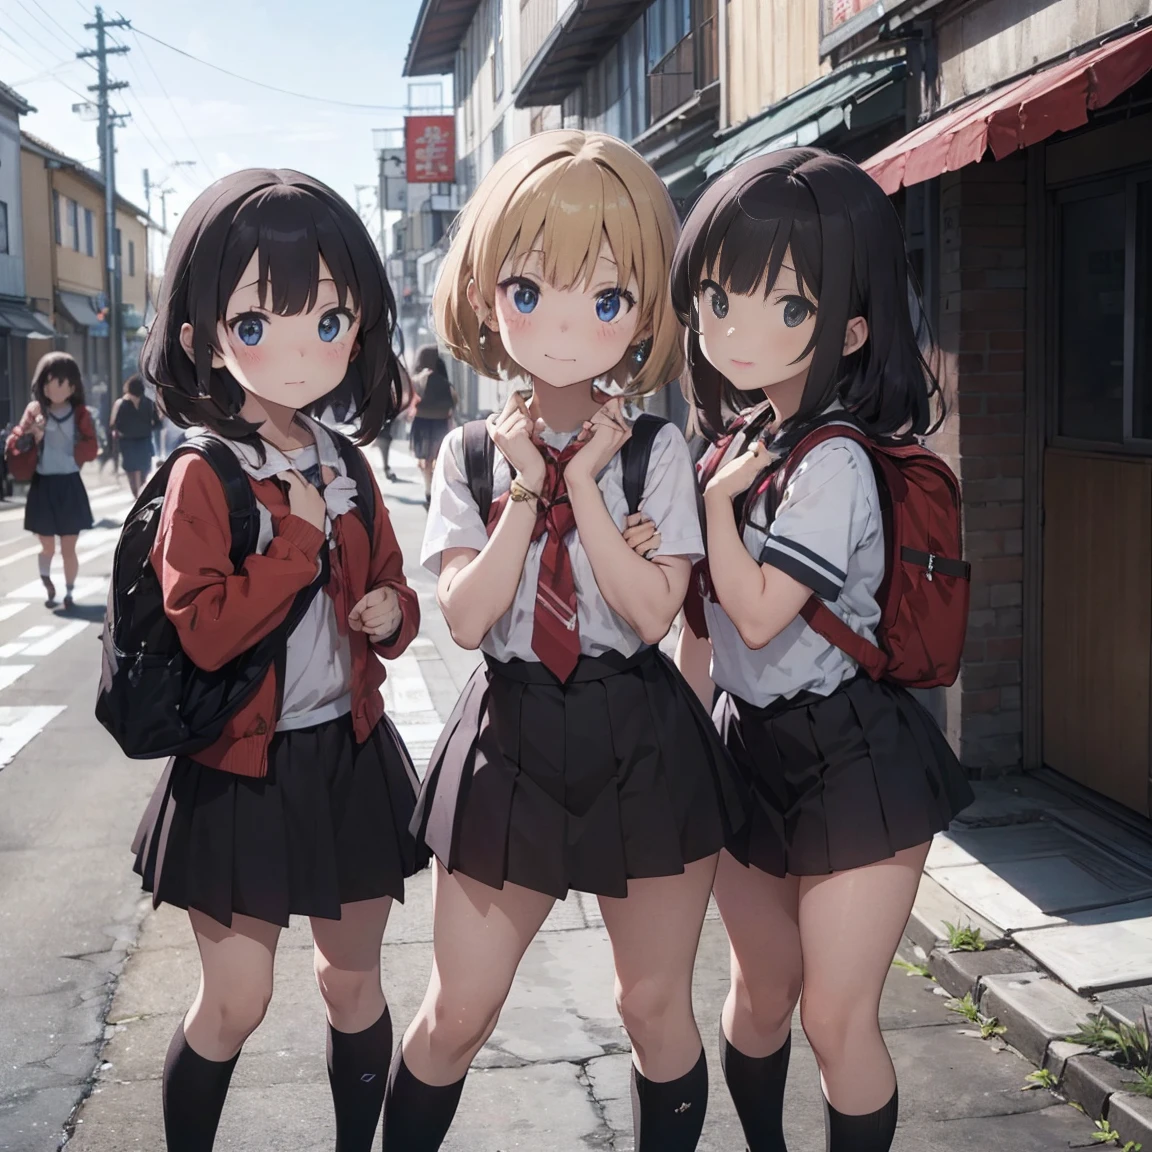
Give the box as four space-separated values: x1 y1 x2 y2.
461 412 667 524
95 432 376 760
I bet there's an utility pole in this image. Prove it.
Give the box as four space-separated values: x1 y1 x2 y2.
79 7 130 394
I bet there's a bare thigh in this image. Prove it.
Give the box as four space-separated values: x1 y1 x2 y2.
185 909 282 1061
403 864 554 1085
713 851 803 1056
798 842 930 1112
311 896 393 1033
598 854 718 1081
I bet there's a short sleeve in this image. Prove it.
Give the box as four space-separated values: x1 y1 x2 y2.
759 440 873 601
419 426 489 575
638 424 704 563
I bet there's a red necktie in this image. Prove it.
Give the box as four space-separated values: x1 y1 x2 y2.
487 441 584 683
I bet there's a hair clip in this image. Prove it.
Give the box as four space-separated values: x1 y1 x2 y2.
632 338 652 368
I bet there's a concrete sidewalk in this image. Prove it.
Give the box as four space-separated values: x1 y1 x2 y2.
57 444 1105 1152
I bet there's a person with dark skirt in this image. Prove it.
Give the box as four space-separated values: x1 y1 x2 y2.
650 150 975 1152
408 344 455 508
381 131 746 1152
110 374 159 496
5 352 98 609
126 168 426 1152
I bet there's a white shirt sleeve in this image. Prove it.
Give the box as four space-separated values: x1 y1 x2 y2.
420 425 490 575
641 424 705 563
759 440 875 601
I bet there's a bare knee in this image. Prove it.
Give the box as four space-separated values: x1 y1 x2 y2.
615 978 688 1052
800 991 875 1068
39 537 55 557
420 986 502 1065
731 967 801 1039
314 956 379 1021
59 538 77 557
198 980 273 1051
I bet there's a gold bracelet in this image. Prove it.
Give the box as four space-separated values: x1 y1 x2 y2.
509 478 541 505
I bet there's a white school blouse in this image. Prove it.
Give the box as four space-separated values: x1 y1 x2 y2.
702 419 886 709
421 420 704 663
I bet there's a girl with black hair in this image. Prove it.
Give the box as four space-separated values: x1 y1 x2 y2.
128 168 424 1152
630 149 974 1151
110 373 159 496
5 351 98 609
408 344 456 508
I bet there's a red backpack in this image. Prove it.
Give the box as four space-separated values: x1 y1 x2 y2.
766 423 970 689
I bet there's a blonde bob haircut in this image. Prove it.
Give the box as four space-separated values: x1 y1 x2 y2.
433 130 684 396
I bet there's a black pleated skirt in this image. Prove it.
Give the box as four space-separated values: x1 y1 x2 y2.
132 712 428 928
718 673 974 877
412 646 747 899
409 416 451 461
24 472 93 537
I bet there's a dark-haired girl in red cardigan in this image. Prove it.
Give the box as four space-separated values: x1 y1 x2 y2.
5 351 98 609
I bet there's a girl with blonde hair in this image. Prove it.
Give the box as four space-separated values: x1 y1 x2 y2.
384 130 745 1151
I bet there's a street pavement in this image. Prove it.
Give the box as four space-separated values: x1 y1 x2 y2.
0 443 1102 1151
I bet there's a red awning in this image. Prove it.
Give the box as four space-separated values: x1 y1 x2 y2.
864 24 1152 194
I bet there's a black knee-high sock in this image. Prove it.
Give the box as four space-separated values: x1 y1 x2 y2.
162 1023 240 1152
326 1006 392 1152
381 1045 467 1152
630 1048 709 1152
720 1026 791 1151
823 1086 898 1152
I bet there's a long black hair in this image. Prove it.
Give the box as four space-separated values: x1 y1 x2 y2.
670 148 943 445
141 168 404 447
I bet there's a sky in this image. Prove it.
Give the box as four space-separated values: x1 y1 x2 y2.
0 0 442 267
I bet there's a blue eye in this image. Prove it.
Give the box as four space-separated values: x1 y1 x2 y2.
513 285 538 314
318 311 349 343
782 298 814 328
596 290 621 323
235 317 264 346
710 288 729 319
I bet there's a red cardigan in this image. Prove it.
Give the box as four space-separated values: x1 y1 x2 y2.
150 449 420 778
5 401 99 481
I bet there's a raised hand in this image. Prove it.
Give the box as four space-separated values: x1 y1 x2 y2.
487 392 546 491
566 397 632 482
705 438 775 501
277 469 328 531
348 585 402 641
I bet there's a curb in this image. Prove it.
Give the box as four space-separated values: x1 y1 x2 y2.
904 895 1152 1149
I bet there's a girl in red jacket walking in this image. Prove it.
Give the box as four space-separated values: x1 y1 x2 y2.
5 352 98 608
128 169 425 1152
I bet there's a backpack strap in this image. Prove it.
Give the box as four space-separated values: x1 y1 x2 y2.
331 432 377 546
462 419 496 524
621 413 666 516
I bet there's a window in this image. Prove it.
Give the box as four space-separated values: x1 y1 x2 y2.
68 198 79 251
129 239 136 277
645 0 691 71
84 209 94 257
115 227 122 258
53 190 61 245
0 202 7 255
491 114 505 163
491 0 504 101
1055 172 1152 447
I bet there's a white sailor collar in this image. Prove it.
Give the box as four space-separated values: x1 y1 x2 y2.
227 413 346 481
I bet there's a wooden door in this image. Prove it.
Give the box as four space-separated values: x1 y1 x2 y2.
1042 449 1152 815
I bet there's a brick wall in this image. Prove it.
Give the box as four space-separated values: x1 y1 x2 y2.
934 154 1027 773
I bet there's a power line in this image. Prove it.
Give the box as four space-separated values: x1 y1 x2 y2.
6 8 83 71
25 0 91 54
129 25 412 111
123 28 217 181
0 27 95 104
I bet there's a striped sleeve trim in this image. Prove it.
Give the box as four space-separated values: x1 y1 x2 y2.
759 535 845 601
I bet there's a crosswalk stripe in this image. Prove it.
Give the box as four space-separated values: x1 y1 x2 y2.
0 604 28 623
6 574 107 602
0 705 67 768
0 665 33 691
21 620 89 656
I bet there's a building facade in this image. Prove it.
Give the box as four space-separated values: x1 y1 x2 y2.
21 133 149 436
0 83 54 429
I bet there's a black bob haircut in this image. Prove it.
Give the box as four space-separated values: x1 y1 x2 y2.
670 148 943 445
141 168 404 447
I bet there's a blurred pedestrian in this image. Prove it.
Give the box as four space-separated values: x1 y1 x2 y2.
110 374 159 497
4 352 98 609
408 345 455 509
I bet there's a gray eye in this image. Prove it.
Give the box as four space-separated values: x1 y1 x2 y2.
782 298 814 328
709 288 728 319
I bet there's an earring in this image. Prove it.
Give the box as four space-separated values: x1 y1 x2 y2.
632 338 652 368
479 329 488 349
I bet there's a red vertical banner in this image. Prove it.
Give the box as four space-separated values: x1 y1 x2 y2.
405 116 456 183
